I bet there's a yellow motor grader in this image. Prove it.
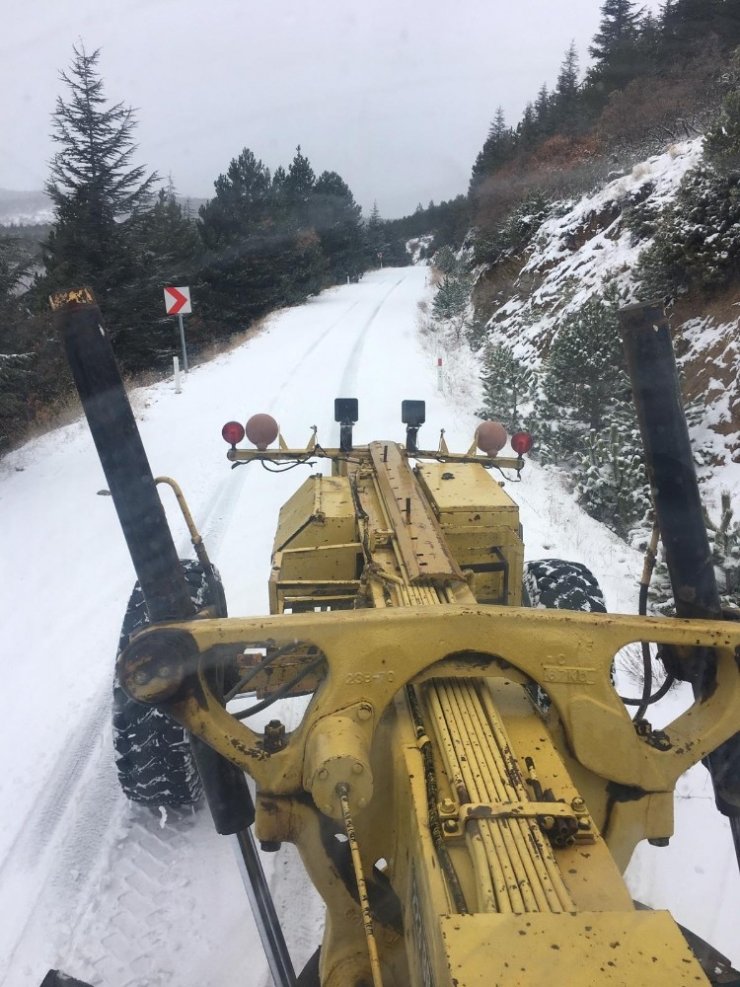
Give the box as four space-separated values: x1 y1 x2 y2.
47 290 740 987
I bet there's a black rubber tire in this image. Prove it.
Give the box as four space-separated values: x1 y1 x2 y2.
523 559 607 712
112 559 227 807
523 559 606 613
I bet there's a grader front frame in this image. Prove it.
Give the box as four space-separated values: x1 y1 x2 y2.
52 289 740 987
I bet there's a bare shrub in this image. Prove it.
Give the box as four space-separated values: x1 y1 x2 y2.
597 47 724 158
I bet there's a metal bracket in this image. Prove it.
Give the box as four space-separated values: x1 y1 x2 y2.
440 798 596 847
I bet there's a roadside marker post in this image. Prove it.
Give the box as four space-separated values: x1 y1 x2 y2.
437 357 443 392
164 286 192 373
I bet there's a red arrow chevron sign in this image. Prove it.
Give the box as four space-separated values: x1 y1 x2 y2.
163 285 192 315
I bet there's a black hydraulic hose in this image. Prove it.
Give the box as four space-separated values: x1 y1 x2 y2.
224 643 301 703
621 671 675 709
193 738 296 986
634 579 654 722
232 657 325 720
618 524 677 712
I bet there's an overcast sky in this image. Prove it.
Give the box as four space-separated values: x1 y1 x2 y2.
2 0 662 218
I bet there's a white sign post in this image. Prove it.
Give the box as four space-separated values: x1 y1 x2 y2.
164 286 192 373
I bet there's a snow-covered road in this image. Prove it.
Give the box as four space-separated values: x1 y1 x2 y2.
1 267 737 985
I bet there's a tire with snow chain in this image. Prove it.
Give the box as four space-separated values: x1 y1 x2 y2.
523 559 606 614
523 559 606 712
112 559 227 807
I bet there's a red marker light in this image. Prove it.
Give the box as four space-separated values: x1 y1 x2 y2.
511 431 534 456
222 421 245 446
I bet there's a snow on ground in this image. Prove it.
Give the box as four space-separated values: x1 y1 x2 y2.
1 266 737 986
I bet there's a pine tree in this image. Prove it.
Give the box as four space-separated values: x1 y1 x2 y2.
636 83 740 300
311 171 366 282
534 84 553 135
197 148 283 327
280 147 325 298
704 83 740 174
284 146 316 230
139 182 201 281
708 493 740 604
517 102 539 149
533 295 649 536
198 148 272 245
537 296 629 458
42 46 156 291
660 0 723 61
431 273 472 339
717 0 740 49
588 0 642 90
40 44 158 367
668 0 723 35
365 202 385 265
0 236 33 447
124 184 203 365
652 492 740 612
473 191 551 266
433 245 461 276
470 107 516 190
478 343 532 431
552 42 582 133
590 0 641 63
576 421 650 537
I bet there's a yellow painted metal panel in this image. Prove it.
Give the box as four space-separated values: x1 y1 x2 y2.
273 475 356 552
435 911 708 985
278 543 363 582
417 462 520 529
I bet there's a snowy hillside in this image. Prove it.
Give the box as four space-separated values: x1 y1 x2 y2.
1 268 737 985
475 138 740 507
480 141 703 350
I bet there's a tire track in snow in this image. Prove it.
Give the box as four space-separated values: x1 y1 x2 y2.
1 691 121 986
61 809 203 987
338 276 405 397
266 297 362 406
0 683 110 885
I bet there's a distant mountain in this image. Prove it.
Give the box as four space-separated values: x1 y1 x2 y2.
0 188 54 227
0 189 208 227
